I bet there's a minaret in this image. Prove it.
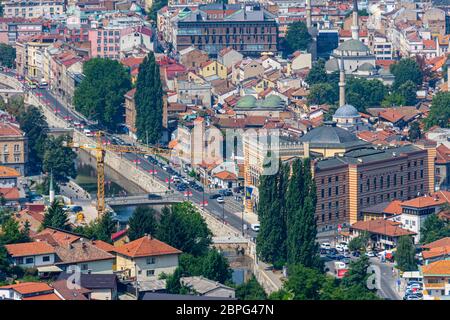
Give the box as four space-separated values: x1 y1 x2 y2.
339 56 346 107
351 0 360 41
306 0 312 29
49 169 55 203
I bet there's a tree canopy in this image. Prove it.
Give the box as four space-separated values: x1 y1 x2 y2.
425 91 450 129
134 52 164 144
420 214 450 244
157 202 212 256
284 21 312 54
390 58 423 90
74 58 131 131
42 199 70 231
395 236 417 272
0 44 16 68
128 206 158 241
235 276 267 300
42 136 77 184
73 212 116 243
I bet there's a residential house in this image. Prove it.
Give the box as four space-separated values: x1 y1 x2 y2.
0 282 60 300
436 144 450 191
111 229 129 247
349 219 416 250
55 272 118 300
115 235 181 282
179 46 209 70
181 276 236 298
421 260 450 300
400 191 450 243
199 60 227 80
232 58 264 84
0 166 20 187
4 241 56 268
422 237 450 265
0 121 28 175
218 47 243 69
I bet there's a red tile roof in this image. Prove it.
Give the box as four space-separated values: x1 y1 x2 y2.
0 282 53 295
111 228 128 241
351 219 415 237
436 144 450 164
383 200 403 215
0 166 20 178
0 122 23 136
421 260 450 275
33 228 80 247
422 237 450 250
214 171 237 181
23 293 61 300
91 240 116 253
5 241 55 257
115 235 181 258
0 187 20 200
401 191 450 209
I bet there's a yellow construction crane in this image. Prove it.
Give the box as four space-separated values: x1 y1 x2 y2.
63 131 172 217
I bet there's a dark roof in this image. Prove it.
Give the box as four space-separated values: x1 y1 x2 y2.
316 145 424 171
57 272 117 290
51 280 91 300
299 122 368 149
141 292 236 300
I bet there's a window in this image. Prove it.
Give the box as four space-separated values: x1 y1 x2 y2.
14 144 20 152
321 189 324 198
146 270 155 277
25 257 34 264
43 256 50 262
81 264 88 271
335 186 339 195
146 257 155 265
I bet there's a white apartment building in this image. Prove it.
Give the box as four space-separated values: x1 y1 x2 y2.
2 0 64 18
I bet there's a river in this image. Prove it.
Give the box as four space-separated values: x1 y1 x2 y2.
74 150 251 285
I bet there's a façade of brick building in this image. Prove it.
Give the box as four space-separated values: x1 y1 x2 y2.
172 3 278 56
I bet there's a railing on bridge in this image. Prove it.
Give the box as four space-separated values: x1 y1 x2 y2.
105 192 184 206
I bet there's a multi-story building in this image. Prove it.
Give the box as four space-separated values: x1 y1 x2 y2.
0 18 43 45
171 3 278 56
313 144 435 232
2 0 64 19
0 122 28 176
422 260 450 300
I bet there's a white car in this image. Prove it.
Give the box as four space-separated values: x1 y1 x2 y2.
320 242 331 250
250 224 260 232
407 283 422 291
216 196 225 203
365 251 376 257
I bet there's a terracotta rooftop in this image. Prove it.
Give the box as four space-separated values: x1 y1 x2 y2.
436 144 450 164
22 293 61 300
0 187 20 200
422 245 450 260
214 171 237 181
33 228 81 247
0 166 20 178
0 282 53 295
0 122 23 136
91 240 116 253
5 241 55 257
114 235 181 258
421 260 450 276
351 219 415 237
401 191 450 209
54 241 115 264
422 237 450 250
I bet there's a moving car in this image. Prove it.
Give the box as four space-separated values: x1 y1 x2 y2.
320 242 331 250
250 223 260 232
209 193 222 199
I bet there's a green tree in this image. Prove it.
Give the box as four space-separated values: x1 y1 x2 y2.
390 58 423 90
73 212 116 242
135 53 164 144
425 91 450 129
420 214 450 244
256 163 289 266
42 136 77 183
0 44 16 68
235 276 267 300
165 267 191 294
178 250 232 284
305 59 328 86
128 206 158 241
285 21 312 54
348 232 369 252
157 202 212 256
382 92 406 107
395 236 417 271
0 217 30 244
397 80 418 106
282 264 324 300
408 121 422 142
308 83 337 105
16 105 48 173
74 58 131 131
42 200 70 231
149 0 168 21
345 77 387 112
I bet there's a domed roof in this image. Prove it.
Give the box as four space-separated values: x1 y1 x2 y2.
236 95 256 108
333 104 360 118
258 95 283 108
358 62 375 72
336 39 370 52
300 122 368 148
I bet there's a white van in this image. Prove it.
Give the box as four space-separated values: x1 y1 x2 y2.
83 128 94 137
320 242 332 250
250 223 260 232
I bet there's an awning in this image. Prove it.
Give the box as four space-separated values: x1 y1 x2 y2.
37 265 63 273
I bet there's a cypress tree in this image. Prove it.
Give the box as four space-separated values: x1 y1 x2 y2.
135 52 164 144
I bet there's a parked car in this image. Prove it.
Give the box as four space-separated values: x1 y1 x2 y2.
209 193 222 200
329 248 339 255
216 196 225 203
148 194 163 200
407 283 422 291
320 242 332 250
365 251 376 257
162 165 169 171
404 294 421 301
219 189 233 197
352 251 360 257
250 223 260 232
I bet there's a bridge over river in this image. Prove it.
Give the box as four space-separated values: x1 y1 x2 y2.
105 193 184 206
